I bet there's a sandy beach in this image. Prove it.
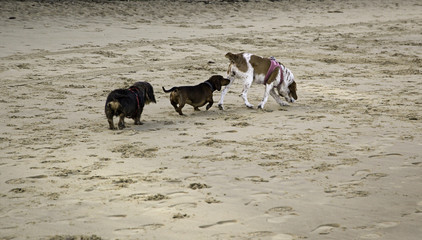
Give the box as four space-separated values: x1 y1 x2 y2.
1 0 421 239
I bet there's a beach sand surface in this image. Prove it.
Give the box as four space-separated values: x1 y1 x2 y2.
0 0 421 239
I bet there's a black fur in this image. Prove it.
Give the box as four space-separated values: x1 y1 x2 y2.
105 82 156 130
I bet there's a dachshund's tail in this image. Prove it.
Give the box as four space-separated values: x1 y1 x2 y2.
108 101 121 111
162 86 177 93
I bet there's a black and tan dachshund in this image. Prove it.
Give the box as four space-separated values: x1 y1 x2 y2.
105 81 156 130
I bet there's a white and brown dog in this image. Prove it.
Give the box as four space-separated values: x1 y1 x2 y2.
218 52 297 110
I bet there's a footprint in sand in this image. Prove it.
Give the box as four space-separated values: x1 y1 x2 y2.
173 212 189 219
166 191 188 196
169 202 197 210
272 233 295 240
5 178 26 184
243 176 269 183
114 223 164 235
10 188 26 193
311 223 340 235
267 206 296 215
107 214 127 219
359 233 382 239
188 183 210 190
266 206 297 223
375 221 398 228
199 219 237 229
345 190 370 199
27 174 48 179
357 222 398 239
352 169 371 177
363 173 388 180
246 231 273 238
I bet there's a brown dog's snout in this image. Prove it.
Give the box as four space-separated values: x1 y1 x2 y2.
217 77 231 91
222 78 231 87
208 75 231 91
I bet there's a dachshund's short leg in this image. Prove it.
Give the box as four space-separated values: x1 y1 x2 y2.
206 98 213 110
194 107 200 111
170 99 184 115
171 99 178 110
134 109 143 125
176 103 185 115
105 107 116 130
174 96 187 115
118 114 126 129
107 117 116 130
134 117 143 125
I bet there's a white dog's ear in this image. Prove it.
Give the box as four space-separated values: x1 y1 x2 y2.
289 81 298 100
225 52 236 63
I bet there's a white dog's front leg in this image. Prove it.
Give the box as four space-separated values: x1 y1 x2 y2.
241 77 254 108
258 83 273 109
218 77 234 110
270 88 289 106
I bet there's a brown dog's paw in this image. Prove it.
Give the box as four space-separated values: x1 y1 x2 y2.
176 109 184 115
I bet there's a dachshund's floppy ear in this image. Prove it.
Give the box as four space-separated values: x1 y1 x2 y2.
208 75 222 91
146 84 157 104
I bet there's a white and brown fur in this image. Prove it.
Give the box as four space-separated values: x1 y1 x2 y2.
218 52 297 110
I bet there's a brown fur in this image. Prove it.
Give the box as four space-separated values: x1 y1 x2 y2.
288 81 298 100
249 55 271 75
225 52 248 72
162 75 230 115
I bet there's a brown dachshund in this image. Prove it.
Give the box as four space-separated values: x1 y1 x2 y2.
162 75 230 115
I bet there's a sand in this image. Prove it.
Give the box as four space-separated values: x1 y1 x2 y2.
0 0 421 239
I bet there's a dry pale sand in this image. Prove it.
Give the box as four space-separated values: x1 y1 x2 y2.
0 0 421 239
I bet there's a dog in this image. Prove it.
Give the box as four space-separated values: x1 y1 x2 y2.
218 52 297 110
105 81 156 130
162 75 230 115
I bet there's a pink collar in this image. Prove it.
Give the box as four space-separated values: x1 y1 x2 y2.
264 59 281 83
128 87 140 110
